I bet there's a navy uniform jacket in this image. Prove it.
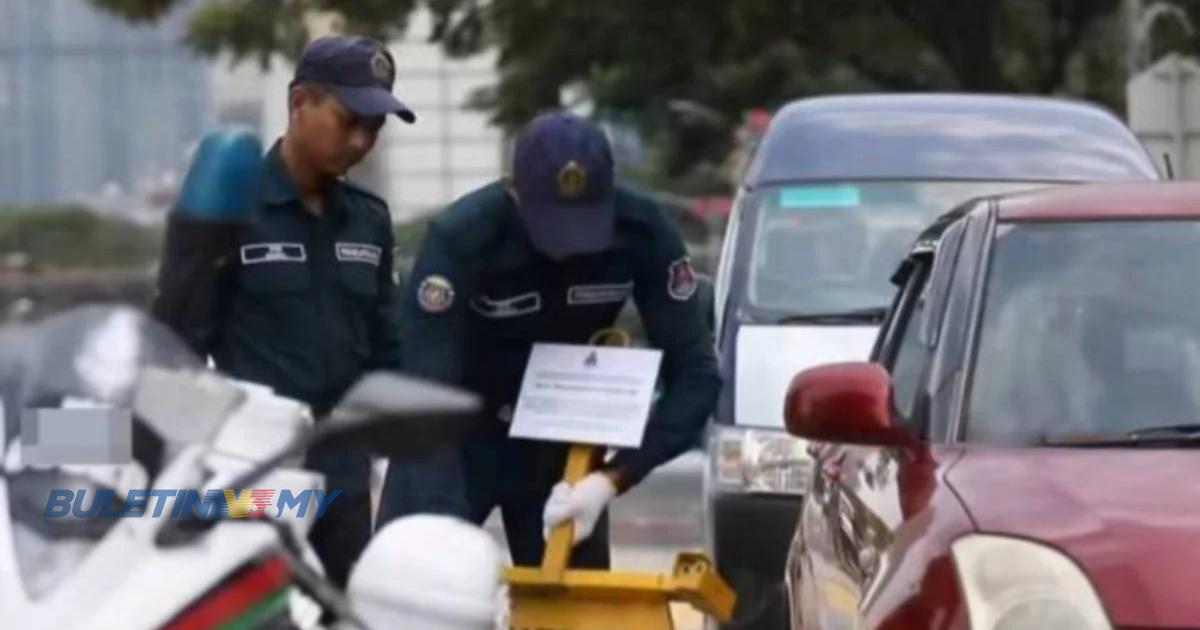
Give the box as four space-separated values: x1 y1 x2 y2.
203 142 403 413
403 181 719 490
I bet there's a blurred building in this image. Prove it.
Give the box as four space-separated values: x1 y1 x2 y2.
1128 52 1200 179
0 0 211 205
0 2 509 218
372 11 504 220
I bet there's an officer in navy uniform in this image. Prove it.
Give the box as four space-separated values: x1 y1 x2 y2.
153 35 413 588
377 111 720 568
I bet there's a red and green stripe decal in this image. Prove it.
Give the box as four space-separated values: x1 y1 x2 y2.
161 555 292 630
211 588 290 630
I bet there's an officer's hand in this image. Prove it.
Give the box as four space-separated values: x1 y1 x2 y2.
541 472 617 545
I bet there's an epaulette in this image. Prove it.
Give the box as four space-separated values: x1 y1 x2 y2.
340 179 391 220
428 181 512 259
614 185 669 235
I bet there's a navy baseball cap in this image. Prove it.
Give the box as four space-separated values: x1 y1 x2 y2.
293 36 416 123
512 111 615 259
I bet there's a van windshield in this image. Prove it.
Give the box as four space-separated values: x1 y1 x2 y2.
744 181 1039 319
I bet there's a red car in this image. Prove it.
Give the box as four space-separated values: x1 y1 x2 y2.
784 182 1200 630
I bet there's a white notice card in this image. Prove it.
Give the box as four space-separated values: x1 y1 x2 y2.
509 343 663 448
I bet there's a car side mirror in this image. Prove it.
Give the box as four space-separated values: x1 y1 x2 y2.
784 362 908 446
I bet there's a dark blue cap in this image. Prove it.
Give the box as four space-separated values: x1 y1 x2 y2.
293 35 415 123
512 111 615 259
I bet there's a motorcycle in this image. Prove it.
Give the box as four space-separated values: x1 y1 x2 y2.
0 305 500 629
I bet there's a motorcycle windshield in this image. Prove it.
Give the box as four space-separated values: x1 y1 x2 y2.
0 306 202 600
7 468 124 599
1 305 202 446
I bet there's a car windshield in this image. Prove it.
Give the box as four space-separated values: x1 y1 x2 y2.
969 221 1200 442
745 181 1041 318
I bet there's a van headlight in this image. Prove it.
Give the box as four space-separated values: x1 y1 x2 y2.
711 426 812 495
952 535 1112 630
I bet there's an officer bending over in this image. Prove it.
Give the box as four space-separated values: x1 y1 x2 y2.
377 111 720 568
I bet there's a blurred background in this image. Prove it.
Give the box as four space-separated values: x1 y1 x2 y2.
7 0 1200 320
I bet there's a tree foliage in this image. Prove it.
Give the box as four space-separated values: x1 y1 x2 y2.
94 0 1198 189
0 206 161 271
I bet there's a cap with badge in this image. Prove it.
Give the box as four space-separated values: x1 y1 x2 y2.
512 111 616 260
293 35 416 123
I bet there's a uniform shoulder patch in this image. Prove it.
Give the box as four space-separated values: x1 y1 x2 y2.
667 257 698 301
417 275 455 313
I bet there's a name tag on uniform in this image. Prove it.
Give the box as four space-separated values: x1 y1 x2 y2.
336 242 382 266
566 282 633 306
470 292 542 318
241 243 306 265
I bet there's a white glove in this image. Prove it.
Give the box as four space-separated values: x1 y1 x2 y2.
542 472 618 545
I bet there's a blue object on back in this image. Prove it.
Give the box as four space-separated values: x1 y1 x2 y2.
174 129 263 220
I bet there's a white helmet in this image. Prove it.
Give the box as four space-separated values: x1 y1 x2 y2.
347 515 507 630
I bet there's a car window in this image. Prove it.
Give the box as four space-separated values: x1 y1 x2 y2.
739 181 1038 320
889 274 931 422
885 221 964 426
968 220 1200 442
920 222 966 346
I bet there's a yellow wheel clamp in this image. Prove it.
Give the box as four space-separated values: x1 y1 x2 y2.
505 327 736 630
